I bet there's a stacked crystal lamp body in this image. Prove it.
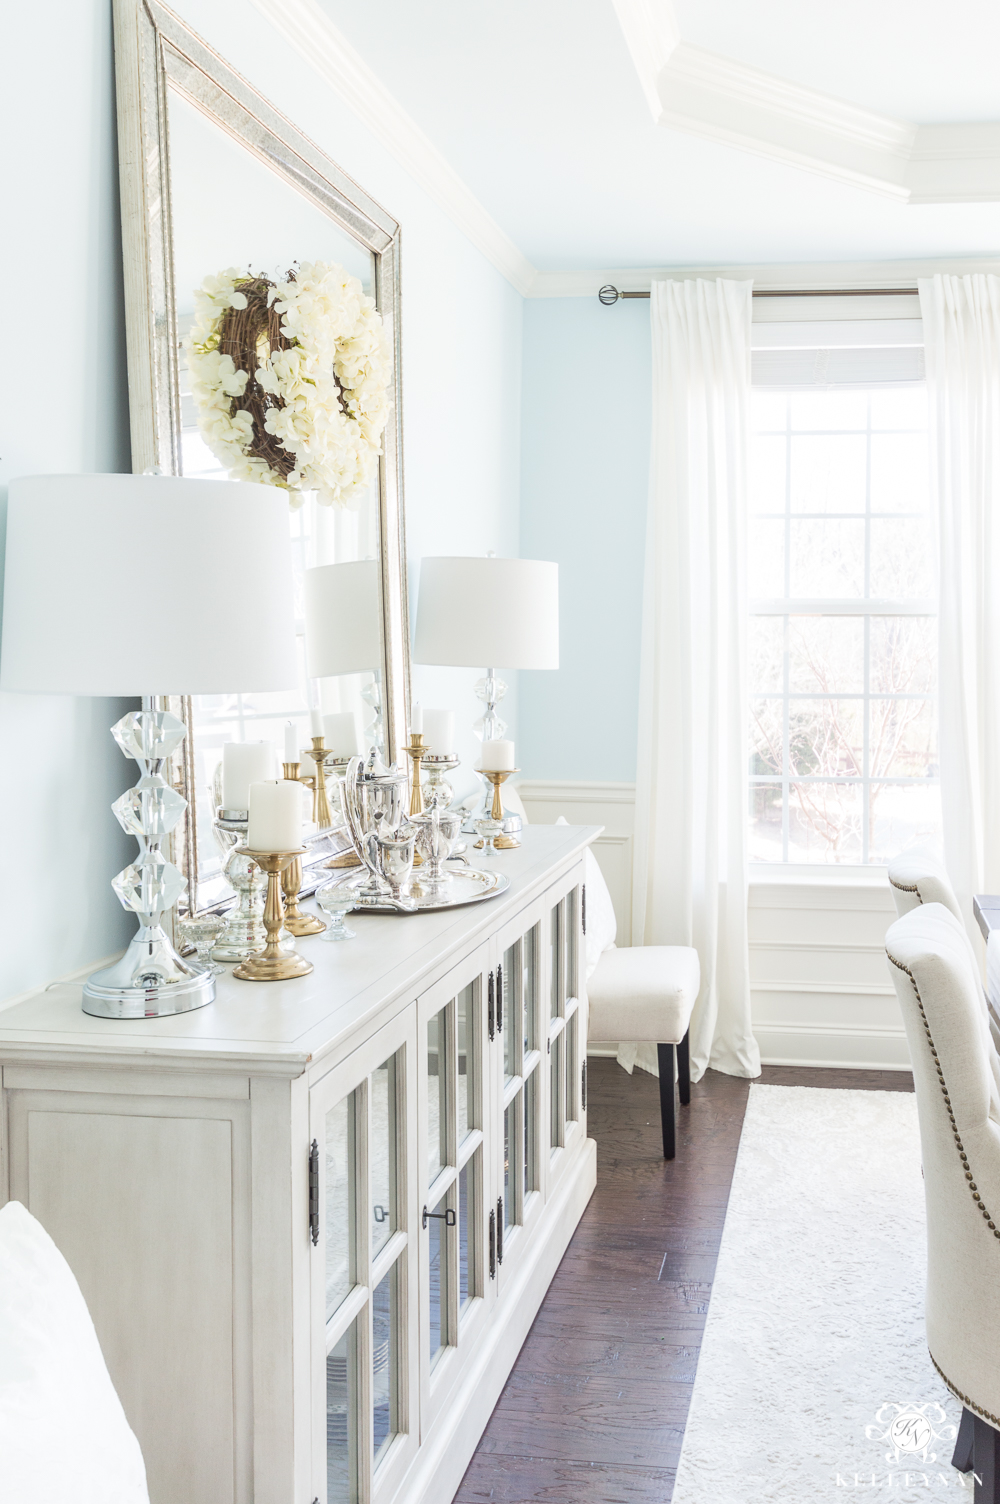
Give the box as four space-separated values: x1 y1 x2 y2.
85 706 214 1016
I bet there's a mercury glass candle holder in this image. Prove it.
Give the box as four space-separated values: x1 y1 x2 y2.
212 809 268 961
422 754 460 811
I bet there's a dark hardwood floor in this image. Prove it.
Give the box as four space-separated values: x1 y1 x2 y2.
454 1057 914 1504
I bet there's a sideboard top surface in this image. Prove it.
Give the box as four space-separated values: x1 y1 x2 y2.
0 826 599 1075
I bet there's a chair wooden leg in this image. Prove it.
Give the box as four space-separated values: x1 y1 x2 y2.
677 1029 691 1106
657 1042 676 1160
953 1407 976 1472
974 1414 1000 1502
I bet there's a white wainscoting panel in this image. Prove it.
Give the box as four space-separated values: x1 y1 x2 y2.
517 780 909 1071
517 781 636 940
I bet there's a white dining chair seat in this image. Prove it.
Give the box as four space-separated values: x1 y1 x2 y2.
588 945 700 1045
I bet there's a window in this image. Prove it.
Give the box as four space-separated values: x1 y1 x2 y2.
748 383 940 865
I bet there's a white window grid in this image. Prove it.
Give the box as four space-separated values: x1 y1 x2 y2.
749 389 937 865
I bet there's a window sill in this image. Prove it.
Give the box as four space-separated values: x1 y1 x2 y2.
749 862 889 887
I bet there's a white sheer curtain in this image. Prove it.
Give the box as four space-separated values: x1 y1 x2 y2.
919 274 1000 937
628 278 760 1082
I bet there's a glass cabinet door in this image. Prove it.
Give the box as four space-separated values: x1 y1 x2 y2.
543 879 584 1186
416 944 490 1426
310 1009 418 1504
493 914 543 1291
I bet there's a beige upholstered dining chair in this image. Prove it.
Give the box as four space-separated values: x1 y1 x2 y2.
887 847 965 923
885 902 1000 1497
887 847 1000 1075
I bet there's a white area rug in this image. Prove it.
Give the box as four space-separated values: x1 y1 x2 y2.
672 1085 968 1503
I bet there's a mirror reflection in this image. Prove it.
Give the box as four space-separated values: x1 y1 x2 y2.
167 86 390 906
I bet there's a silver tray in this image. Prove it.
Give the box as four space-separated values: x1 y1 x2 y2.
323 863 509 914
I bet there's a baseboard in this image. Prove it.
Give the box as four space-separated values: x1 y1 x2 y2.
754 1022 911 1070
591 1027 911 1070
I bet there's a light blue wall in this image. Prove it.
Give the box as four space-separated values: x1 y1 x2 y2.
0 0 524 1000
519 297 651 782
0 0 136 1000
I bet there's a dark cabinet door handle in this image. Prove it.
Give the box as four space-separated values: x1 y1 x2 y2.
488 970 495 1041
496 1196 504 1265
496 962 503 1032
488 1208 496 1279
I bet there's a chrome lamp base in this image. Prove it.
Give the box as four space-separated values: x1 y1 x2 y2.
83 926 215 1018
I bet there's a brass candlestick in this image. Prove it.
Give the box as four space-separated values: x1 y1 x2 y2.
405 734 427 865
311 736 334 828
475 767 521 849
281 765 325 936
405 734 427 816
233 851 314 981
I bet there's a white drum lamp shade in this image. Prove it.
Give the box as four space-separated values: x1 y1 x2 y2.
0 472 299 1022
413 557 559 669
0 473 297 695
304 559 381 678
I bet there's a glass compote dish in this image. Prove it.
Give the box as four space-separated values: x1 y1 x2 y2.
178 914 226 976
316 882 358 942
474 816 504 860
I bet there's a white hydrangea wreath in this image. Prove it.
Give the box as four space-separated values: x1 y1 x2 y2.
184 261 392 508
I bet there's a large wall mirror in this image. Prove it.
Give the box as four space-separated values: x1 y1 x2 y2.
114 0 409 912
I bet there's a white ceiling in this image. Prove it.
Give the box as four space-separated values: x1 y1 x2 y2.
672 0 1000 123
311 0 1000 273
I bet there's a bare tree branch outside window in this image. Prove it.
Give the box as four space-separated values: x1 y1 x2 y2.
748 387 939 865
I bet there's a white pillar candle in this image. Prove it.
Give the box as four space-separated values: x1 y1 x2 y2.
480 739 515 771
324 710 363 758
247 780 302 852
283 721 299 764
422 708 456 754
222 741 274 809
310 708 324 739
410 701 423 734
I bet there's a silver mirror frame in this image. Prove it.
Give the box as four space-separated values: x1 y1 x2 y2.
113 0 410 911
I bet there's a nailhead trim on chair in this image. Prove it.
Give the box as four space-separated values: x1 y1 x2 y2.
930 1350 1000 1431
886 951 1000 1240
889 877 921 896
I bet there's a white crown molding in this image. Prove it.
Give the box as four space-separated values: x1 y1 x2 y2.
249 0 539 296
613 1 1000 203
528 257 1000 299
609 0 680 120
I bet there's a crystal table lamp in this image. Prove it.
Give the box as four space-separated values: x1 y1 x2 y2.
0 473 298 1018
412 556 559 822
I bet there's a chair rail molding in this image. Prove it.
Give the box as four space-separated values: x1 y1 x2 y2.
611 0 1000 204
248 0 537 295
520 778 910 1070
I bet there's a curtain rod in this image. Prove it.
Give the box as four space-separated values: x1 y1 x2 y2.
598 284 918 305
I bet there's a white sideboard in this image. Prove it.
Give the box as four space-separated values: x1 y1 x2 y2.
0 825 599 1504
